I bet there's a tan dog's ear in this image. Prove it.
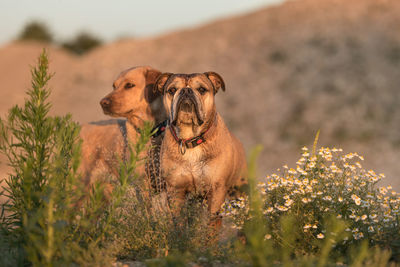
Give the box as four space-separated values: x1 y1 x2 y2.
154 72 173 94
145 67 162 85
144 67 162 103
204 71 225 94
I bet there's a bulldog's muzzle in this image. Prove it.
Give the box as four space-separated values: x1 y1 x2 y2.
172 88 204 125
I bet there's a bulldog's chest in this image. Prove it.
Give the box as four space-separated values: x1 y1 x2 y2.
162 146 214 192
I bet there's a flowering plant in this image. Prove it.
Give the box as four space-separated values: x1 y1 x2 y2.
222 146 400 254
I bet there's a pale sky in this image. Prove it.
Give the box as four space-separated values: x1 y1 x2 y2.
0 0 284 45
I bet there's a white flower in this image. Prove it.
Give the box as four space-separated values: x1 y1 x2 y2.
284 199 294 207
379 187 388 195
351 194 361 206
353 232 364 240
257 182 266 187
276 205 288 212
297 167 307 175
317 233 325 239
266 207 274 213
307 162 316 168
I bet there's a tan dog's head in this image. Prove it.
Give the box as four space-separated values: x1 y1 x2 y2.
100 66 162 119
154 72 225 131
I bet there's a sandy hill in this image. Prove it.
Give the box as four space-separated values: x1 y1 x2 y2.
1 0 399 189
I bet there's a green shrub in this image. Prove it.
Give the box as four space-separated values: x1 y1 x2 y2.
62 32 102 55
0 50 82 266
18 21 53 43
0 50 152 266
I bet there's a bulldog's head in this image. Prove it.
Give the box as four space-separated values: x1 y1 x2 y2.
154 72 225 132
100 66 161 118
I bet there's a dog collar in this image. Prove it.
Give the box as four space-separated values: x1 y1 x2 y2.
168 115 216 155
151 120 168 138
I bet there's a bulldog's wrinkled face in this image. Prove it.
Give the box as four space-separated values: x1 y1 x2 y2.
155 72 225 130
100 66 161 118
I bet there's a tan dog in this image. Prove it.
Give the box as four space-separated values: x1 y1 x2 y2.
79 66 164 195
154 72 247 215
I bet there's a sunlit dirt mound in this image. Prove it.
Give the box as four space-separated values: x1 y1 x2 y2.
1 0 400 191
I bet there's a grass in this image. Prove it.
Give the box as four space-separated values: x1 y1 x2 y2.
1 51 400 266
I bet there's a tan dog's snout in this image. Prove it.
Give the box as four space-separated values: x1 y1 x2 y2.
100 96 114 115
100 97 111 109
98 66 162 117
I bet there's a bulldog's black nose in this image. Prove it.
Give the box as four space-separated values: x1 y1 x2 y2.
100 98 111 108
180 87 193 95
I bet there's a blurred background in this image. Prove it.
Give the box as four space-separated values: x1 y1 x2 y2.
0 0 399 190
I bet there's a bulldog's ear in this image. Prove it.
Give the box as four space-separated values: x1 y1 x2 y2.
204 71 225 94
154 72 173 94
144 67 162 103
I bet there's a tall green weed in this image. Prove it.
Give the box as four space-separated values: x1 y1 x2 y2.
0 50 152 266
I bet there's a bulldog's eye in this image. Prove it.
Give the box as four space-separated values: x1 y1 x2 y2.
168 87 177 95
112 84 116 90
124 83 135 89
198 87 207 95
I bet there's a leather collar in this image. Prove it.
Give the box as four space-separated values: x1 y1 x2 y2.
151 115 216 155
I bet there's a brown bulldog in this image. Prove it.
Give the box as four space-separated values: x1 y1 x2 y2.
154 72 247 215
79 66 164 196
